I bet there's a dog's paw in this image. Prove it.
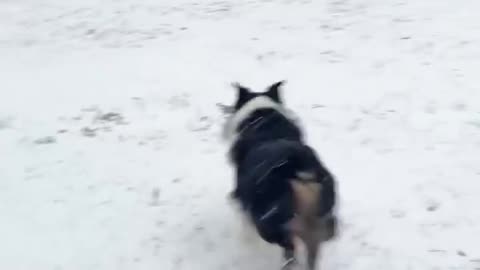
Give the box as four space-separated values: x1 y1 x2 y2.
281 257 297 270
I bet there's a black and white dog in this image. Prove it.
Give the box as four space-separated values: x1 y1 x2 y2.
222 81 338 270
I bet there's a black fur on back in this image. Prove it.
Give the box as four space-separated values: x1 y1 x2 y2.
230 108 303 165
228 103 336 249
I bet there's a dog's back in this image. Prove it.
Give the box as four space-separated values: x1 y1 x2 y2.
234 139 335 245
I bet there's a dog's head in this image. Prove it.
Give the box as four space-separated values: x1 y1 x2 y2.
231 81 285 112
222 81 298 142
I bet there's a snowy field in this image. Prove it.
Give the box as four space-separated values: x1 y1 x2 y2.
1 0 480 269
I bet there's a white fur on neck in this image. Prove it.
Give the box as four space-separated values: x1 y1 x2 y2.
222 96 301 143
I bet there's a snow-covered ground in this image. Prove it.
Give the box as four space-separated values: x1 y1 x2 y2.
1 0 480 269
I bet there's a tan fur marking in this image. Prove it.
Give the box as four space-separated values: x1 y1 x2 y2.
290 180 321 216
289 179 324 270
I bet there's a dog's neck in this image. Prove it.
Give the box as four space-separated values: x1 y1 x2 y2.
236 111 277 138
223 96 301 144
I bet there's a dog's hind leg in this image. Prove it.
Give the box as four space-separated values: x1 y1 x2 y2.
280 238 296 270
305 239 320 270
281 249 296 270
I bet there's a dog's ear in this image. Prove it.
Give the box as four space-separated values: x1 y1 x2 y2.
265 80 285 103
232 82 251 101
231 82 252 109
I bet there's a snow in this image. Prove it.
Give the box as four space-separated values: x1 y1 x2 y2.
1 0 480 269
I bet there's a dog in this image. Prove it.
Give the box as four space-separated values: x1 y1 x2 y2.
222 81 338 270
